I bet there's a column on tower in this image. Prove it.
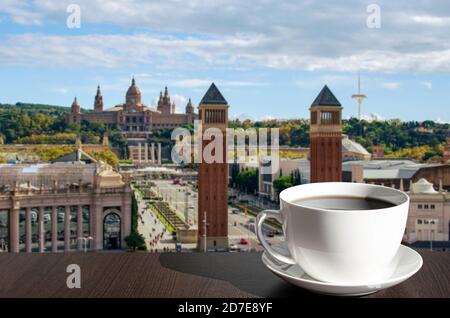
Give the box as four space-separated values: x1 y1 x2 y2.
197 83 229 251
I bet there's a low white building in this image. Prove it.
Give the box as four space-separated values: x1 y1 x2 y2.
342 135 371 161
404 178 450 244
258 156 310 201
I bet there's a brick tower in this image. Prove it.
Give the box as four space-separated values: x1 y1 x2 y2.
309 85 343 182
198 83 229 251
94 85 103 112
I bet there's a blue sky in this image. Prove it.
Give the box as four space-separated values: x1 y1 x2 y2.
0 0 449 122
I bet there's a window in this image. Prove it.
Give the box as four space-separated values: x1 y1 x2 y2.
320 111 339 125
418 204 423 209
311 111 318 124
424 204 429 209
430 204 435 209
417 219 422 224
205 109 226 124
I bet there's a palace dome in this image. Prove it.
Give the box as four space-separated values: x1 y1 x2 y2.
126 78 142 106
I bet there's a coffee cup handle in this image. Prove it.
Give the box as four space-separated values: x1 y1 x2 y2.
256 209 296 265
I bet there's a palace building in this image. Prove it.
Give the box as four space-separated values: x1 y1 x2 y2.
0 148 132 253
66 78 198 137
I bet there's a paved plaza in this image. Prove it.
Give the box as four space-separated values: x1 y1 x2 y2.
135 179 282 252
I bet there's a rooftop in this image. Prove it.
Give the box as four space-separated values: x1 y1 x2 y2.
342 159 442 179
200 83 228 105
0 162 97 190
311 85 342 107
342 135 370 156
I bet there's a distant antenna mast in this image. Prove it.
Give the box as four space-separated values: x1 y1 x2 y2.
351 73 367 120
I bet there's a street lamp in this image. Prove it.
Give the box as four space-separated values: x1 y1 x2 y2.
424 219 438 251
427 219 437 251
202 211 208 253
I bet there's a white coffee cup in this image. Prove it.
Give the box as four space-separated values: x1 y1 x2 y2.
257 182 409 285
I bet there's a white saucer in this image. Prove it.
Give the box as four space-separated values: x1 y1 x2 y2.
262 242 423 296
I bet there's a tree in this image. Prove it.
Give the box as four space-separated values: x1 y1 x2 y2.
35 145 75 161
109 131 128 158
236 169 258 194
230 162 240 186
88 150 119 169
273 175 293 201
125 232 146 251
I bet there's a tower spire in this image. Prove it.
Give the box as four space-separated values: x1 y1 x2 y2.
94 85 103 112
71 96 80 114
352 73 367 120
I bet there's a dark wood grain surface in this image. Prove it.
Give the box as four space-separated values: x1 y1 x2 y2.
0 250 448 298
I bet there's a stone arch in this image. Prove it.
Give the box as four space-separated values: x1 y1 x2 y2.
103 209 122 250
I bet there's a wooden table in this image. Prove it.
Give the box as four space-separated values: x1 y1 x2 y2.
0 250 448 298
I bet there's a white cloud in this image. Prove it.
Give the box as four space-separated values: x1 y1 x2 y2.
1 1 450 73
171 94 188 112
360 113 384 122
382 82 400 90
411 15 450 26
259 115 276 121
420 81 433 89
2 32 450 73
435 117 448 124
370 113 384 121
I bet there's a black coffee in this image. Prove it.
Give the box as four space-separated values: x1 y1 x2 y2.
292 196 395 210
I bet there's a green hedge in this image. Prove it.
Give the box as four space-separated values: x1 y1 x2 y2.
149 203 177 234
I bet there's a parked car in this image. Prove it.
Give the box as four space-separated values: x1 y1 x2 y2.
229 244 239 252
239 238 249 245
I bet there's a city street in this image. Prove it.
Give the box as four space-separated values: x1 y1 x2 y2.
136 179 284 252
154 180 198 227
136 190 196 251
